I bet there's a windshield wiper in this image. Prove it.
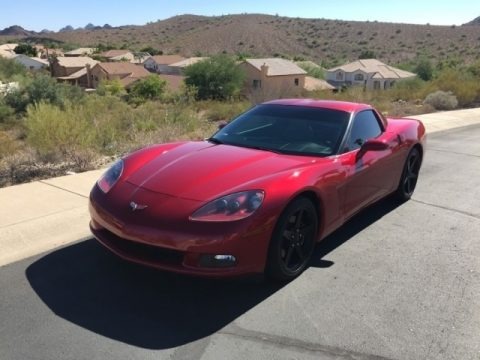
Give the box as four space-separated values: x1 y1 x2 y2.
207 137 224 145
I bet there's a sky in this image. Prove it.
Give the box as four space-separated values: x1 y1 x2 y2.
1 0 478 32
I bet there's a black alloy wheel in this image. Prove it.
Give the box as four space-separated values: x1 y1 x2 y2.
396 147 421 201
266 197 318 281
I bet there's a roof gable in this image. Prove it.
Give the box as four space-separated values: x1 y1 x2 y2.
56 56 98 68
245 58 307 76
328 59 415 79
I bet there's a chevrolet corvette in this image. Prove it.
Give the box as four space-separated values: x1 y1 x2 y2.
89 99 426 281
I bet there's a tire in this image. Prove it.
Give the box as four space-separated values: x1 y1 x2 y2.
396 147 422 201
266 197 318 282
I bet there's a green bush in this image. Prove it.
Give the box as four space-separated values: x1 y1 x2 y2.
96 79 126 96
424 90 458 110
129 75 167 102
185 55 245 100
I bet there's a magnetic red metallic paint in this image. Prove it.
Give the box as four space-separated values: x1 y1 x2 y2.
89 100 426 278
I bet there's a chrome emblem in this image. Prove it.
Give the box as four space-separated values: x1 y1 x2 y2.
129 201 148 211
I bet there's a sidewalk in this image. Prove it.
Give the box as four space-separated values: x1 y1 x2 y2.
1 107 480 267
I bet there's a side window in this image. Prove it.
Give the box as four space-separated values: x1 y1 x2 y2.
345 110 383 151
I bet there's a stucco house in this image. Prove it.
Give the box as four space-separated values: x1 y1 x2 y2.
86 62 151 88
239 58 307 100
12 54 49 70
326 59 416 90
51 56 98 77
143 55 186 73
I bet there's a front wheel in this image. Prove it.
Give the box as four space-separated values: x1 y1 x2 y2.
266 197 318 282
396 147 421 201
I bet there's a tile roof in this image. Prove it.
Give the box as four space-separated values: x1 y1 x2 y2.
328 59 415 79
56 56 98 68
149 55 186 65
245 58 307 76
169 57 208 68
57 68 87 80
64 47 95 56
304 76 336 91
100 50 132 58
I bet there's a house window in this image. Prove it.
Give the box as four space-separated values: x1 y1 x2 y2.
336 71 343 80
294 78 299 86
253 79 261 89
354 73 364 81
373 81 380 90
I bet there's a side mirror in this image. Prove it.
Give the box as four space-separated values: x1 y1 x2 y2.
361 139 389 152
357 139 388 158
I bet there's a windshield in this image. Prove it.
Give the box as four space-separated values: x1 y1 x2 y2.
210 104 351 156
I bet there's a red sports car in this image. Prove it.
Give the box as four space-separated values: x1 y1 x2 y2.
89 99 426 281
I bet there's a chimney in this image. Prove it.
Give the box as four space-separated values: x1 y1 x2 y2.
261 63 268 78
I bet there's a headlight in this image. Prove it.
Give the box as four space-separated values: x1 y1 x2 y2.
97 159 124 193
190 190 265 222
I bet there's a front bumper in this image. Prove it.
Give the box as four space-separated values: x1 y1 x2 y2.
89 190 275 278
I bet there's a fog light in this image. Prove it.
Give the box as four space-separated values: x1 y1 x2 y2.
199 254 237 268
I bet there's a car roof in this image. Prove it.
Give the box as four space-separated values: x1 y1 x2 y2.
263 99 373 113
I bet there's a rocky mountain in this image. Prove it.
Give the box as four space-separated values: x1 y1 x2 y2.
1 14 480 65
0 25 33 36
464 16 480 26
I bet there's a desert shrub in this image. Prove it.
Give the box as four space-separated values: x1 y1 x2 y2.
424 90 458 110
0 131 18 159
0 99 15 124
0 57 27 81
297 62 324 79
431 69 480 107
390 78 429 101
414 58 434 81
96 79 126 96
201 100 251 121
6 74 85 113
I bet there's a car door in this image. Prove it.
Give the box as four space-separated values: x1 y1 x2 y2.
339 110 397 219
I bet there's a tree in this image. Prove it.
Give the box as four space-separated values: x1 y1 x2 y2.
184 55 245 100
129 75 166 101
359 50 376 59
414 58 433 81
140 46 162 56
14 43 37 57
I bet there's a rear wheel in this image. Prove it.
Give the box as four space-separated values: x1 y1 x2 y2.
266 197 318 282
396 147 421 201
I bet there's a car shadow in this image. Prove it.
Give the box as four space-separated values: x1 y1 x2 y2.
310 196 402 267
25 196 402 349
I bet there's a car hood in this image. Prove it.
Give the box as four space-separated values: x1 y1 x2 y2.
126 141 321 201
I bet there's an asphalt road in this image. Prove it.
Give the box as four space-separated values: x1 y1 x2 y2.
1 125 479 360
